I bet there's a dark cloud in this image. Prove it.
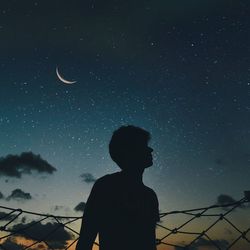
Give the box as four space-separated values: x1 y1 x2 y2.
54 205 65 211
11 221 74 250
0 152 57 178
6 189 32 201
245 191 250 202
216 194 237 205
175 237 229 250
51 205 72 215
216 194 247 210
74 202 86 212
1 237 25 250
0 211 16 221
215 194 250 211
219 194 250 210
21 216 27 224
80 173 96 183
0 191 4 199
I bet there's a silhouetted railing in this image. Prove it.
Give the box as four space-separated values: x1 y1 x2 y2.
0 191 249 250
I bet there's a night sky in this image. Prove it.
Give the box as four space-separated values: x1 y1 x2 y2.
0 0 249 238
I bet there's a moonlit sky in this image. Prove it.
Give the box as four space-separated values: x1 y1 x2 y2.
0 0 249 218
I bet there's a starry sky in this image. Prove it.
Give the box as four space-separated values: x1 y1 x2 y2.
0 0 249 229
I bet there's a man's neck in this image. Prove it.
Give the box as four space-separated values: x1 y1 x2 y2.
121 168 144 183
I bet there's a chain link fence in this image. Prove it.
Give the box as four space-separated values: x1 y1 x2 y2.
0 191 249 250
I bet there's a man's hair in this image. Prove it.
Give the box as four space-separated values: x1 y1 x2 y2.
109 125 150 169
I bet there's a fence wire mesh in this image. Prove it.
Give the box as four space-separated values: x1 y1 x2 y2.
0 192 249 250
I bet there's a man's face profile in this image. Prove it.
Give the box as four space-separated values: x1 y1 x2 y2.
128 141 153 169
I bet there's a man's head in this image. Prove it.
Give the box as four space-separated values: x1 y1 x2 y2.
109 125 153 171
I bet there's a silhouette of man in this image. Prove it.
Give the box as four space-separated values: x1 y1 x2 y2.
76 125 159 250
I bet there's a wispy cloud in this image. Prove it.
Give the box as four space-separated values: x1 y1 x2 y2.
80 173 96 183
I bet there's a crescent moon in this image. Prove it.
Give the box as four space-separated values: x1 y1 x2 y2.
56 67 76 84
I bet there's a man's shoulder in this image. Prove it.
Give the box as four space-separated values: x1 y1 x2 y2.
94 172 121 187
97 172 121 181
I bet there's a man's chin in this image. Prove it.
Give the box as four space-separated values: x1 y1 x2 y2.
145 161 153 168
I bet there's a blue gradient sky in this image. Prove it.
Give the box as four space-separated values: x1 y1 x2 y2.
0 0 249 219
